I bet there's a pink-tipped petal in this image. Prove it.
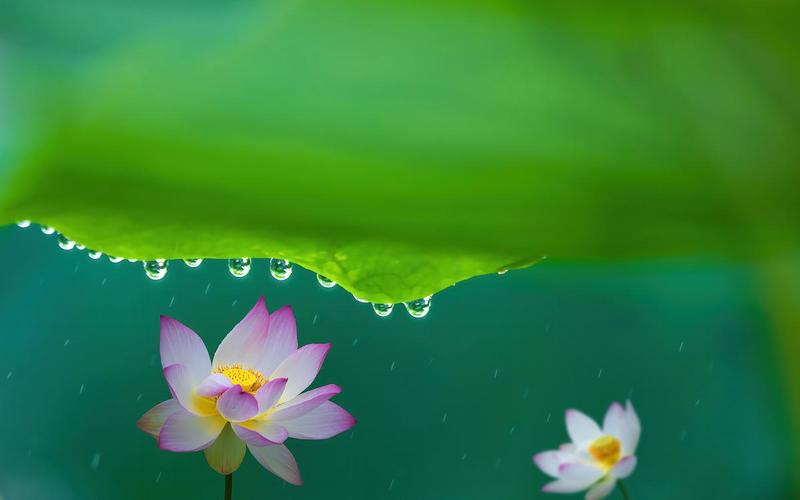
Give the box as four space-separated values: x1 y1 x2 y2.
256 306 298 376
197 374 234 398
160 316 211 382
212 297 270 369
158 409 226 452
164 364 215 416
232 423 279 446
533 449 577 478
585 476 617 500
271 384 342 421
611 456 637 479
566 409 603 445
276 401 356 440
137 399 181 438
255 378 288 413
238 420 289 444
623 400 641 454
205 424 246 475
217 385 259 422
248 444 303 485
270 344 331 403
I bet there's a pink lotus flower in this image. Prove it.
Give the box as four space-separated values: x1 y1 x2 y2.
137 297 356 486
533 401 640 500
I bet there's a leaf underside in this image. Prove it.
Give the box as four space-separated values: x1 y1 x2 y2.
1 1 798 302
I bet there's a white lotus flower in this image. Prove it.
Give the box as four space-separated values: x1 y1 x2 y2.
533 401 640 500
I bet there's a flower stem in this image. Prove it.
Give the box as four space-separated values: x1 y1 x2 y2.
617 480 632 500
224 473 233 500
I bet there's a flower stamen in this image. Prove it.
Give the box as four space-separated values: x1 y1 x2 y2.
214 364 266 393
588 435 621 470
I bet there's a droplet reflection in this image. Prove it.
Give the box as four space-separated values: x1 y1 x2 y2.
144 259 168 280
372 303 394 317
269 258 293 280
228 258 251 278
316 274 336 288
404 296 432 318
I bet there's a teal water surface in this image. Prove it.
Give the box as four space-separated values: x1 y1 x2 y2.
0 225 794 499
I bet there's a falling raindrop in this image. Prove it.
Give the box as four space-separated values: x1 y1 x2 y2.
90 452 102 470
87 250 102 260
143 259 168 280
228 258 251 277
404 296 432 318
316 274 336 288
57 233 75 250
372 303 394 317
183 258 203 268
108 256 123 263
16 220 31 228
269 258 293 280
76 244 86 250
40 225 55 235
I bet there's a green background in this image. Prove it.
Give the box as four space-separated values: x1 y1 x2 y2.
0 224 794 499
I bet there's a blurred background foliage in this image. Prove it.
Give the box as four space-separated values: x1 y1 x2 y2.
0 225 796 499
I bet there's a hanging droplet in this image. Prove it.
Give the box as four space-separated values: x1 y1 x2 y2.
228 258 251 277
108 256 124 263
144 259 168 280
76 244 86 250
497 269 508 275
183 259 203 268
354 295 368 303
372 303 394 317
16 220 31 228
87 250 103 260
316 274 336 288
127 258 137 263
404 296 432 318
269 258 293 280
40 225 55 235
56 233 75 250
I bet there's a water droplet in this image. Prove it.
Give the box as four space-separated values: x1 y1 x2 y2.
497 269 508 275
143 259 168 280
57 233 75 250
269 258 293 280
90 452 102 470
183 258 203 268
87 250 102 260
108 256 123 263
404 296 432 318
354 295 368 303
40 225 55 235
316 274 336 288
372 303 394 317
126 258 137 263
16 220 31 228
228 258 251 277
76 244 86 250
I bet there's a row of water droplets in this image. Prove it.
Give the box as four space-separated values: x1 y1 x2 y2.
17 221 432 318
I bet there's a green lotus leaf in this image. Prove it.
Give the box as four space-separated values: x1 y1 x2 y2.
1 1 798 303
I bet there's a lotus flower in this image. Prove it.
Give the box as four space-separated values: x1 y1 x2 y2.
533 401 640 500
137 297 356 486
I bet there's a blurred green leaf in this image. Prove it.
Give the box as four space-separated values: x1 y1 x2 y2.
1 0 798 302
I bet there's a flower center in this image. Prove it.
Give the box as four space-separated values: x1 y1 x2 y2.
588 435 621 470
216 365 266 393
